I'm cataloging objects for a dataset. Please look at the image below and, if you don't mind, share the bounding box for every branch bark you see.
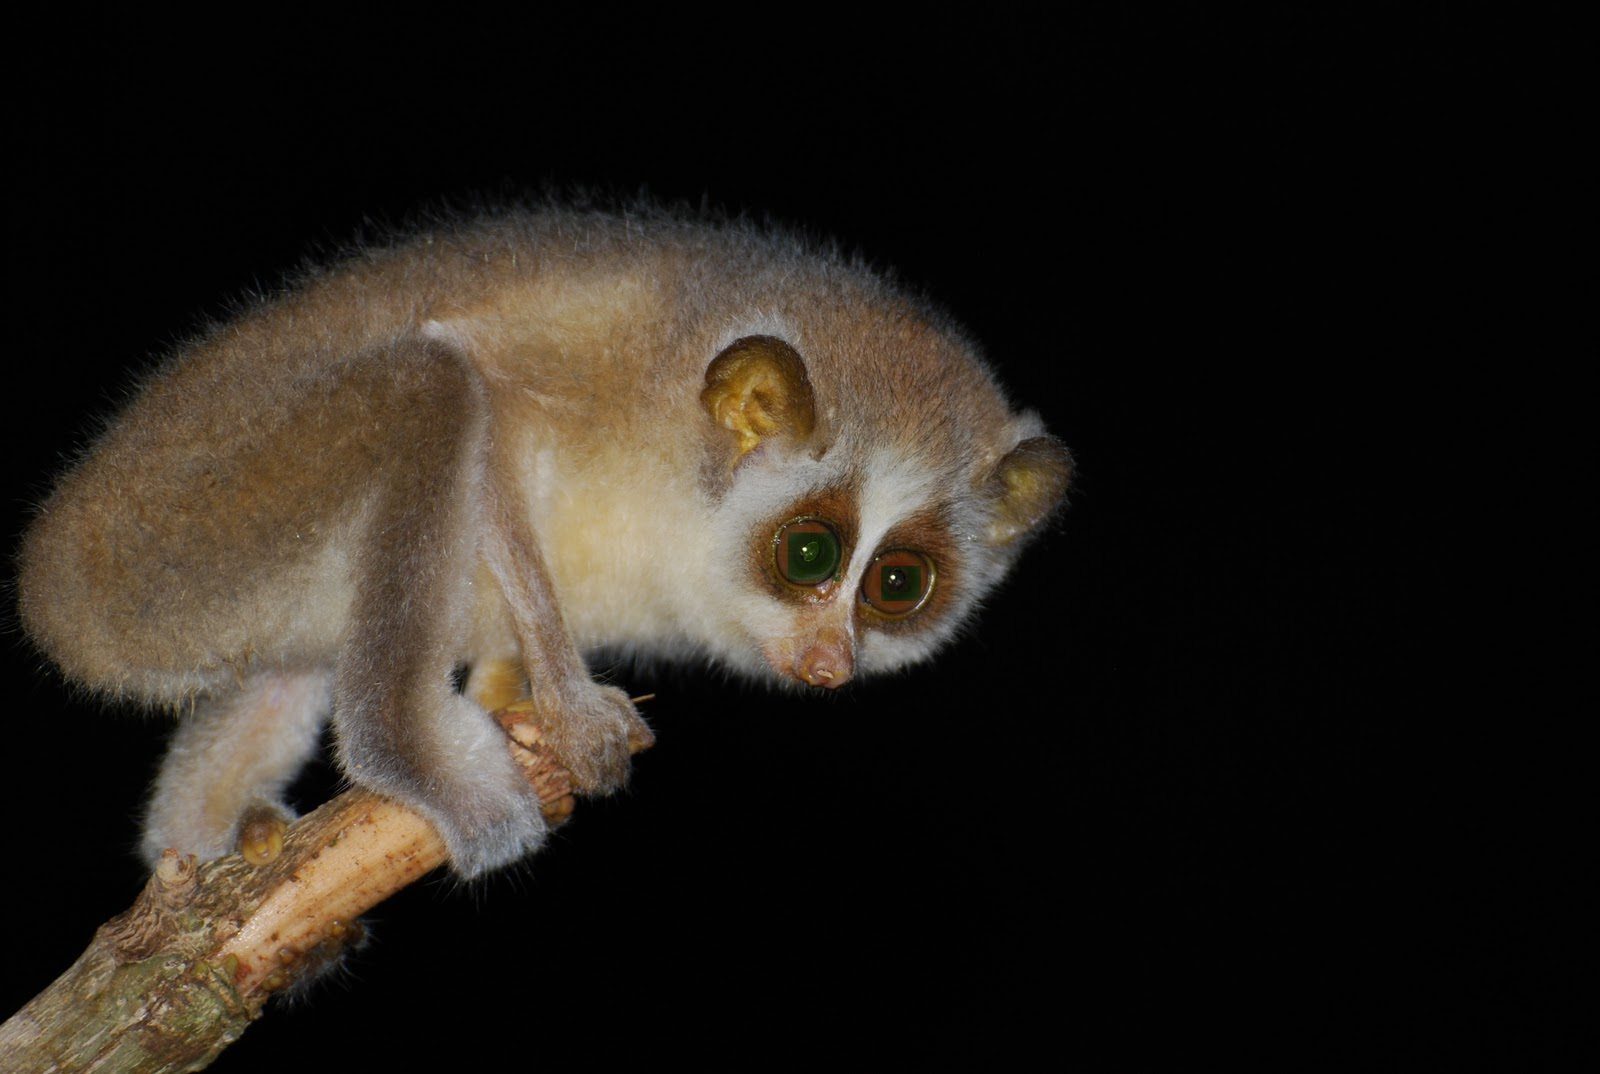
[0,699,637,1073]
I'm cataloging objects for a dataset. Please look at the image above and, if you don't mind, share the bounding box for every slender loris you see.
[16,207,1070,878]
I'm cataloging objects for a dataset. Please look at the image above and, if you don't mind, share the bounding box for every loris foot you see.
[264,918,370,999]
[338,693,551,878]
[494,701,578,826]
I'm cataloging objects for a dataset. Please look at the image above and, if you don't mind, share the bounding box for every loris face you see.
[692,333,1071,689]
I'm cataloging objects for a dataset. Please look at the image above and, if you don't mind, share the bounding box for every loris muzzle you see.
[16,207,1071,878]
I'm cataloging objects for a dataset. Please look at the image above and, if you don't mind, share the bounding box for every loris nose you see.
[795,628,853,689]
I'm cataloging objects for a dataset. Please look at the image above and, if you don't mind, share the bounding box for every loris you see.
[16,207,1070,878]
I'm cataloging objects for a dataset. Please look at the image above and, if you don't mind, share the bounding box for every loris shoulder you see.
[16,206,1071,878]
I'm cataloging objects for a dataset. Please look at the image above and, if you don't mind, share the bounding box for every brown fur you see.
[16,206,1069,878]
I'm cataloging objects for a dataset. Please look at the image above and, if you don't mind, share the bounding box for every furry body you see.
[17,208,1070,876]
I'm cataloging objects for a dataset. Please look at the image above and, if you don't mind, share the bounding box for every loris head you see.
[690,309,1071,690]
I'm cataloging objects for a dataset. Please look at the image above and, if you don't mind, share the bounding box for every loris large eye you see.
[775,518,842,586]
[861,549,935,617]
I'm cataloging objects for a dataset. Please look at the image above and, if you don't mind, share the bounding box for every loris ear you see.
[984,435,1074,546]
[701,335,817,461]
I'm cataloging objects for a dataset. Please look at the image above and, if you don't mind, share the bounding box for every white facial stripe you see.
[843,448,942,590]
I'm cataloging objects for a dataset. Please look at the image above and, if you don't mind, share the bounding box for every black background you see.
[3,10,1506,1070]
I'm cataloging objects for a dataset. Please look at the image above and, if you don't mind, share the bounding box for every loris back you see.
[17,207,1071,877]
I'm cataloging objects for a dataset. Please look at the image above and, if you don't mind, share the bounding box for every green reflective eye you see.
[776,519,841,585]
[861,549,934,617]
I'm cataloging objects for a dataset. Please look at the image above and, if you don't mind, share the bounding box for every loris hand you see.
[530,683,655,794]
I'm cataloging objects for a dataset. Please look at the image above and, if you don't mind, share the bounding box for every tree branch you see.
[0,699,634,1073]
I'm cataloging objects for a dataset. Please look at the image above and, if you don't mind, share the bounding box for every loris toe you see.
[237,801,291,866]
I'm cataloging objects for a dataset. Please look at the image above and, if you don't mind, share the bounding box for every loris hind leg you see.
[142,671,331,868]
